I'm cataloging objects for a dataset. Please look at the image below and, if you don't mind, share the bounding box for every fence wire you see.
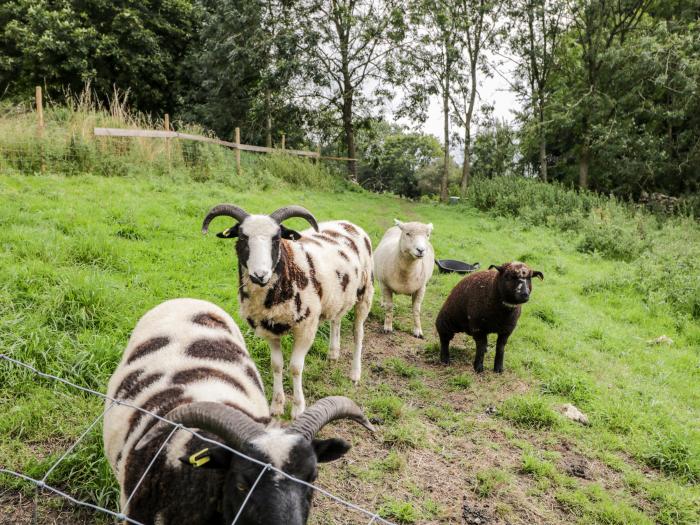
[0,354,394,525]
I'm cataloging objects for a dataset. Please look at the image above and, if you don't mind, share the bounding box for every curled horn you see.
[135,402,265,451]
[269,205,319,232]
[288,396,375,441]
[201,204,249,234]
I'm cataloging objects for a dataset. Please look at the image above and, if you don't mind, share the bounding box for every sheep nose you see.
[415,247,425,256]
[251,271,270,285]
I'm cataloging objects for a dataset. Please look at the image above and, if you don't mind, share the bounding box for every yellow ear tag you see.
[189,448,210,467]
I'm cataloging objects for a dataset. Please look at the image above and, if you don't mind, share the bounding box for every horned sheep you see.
[104,298,374,525]
[373,219,434,338]
[435,261,543,373]
[202,204,374,418]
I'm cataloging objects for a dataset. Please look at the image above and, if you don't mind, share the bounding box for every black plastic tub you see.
[435,260,480,274]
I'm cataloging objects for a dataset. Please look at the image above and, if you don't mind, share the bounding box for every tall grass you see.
[0,89,343,192]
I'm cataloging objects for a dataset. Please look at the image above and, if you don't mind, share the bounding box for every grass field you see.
[0,167,698,524]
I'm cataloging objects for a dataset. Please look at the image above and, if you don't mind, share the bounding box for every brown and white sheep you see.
[435,261,543,373]
[202,204,374,419]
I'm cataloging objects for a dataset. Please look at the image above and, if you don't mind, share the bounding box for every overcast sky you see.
[390,53,523,159]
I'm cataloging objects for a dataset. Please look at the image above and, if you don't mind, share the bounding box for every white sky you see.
[391,52,523,159]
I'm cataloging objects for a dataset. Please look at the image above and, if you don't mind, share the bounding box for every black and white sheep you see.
[435,262,543,373]
[373,219,434,338]
[202,204,374,418]
[104,298,374,525]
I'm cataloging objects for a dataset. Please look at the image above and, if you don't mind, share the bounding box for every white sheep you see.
[202,204,374,419]
[103,298,374,525]
[373,219,434,338]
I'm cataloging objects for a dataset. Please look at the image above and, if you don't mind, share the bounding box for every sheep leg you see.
[351,285,373,384]
[380,283,394,333]
[439,331,453,364]
[411,286,426,338]
[290,324,317,419]
[269,338,285,417]
[494,333,509,373]
[473,333,488,374]
[329,319,341,361]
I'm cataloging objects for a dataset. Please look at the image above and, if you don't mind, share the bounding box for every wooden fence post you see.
[35,86,44,134]
[234,127,241,175]
[315,145,321,164]
[36,86,45,173]
[281,133,285,151]
[163,113,171,162]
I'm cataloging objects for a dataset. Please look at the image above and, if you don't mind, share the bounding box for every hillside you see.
[0,167,698,524]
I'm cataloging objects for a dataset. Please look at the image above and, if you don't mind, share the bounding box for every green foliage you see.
[359,130,443,198]
[0,0,200,113]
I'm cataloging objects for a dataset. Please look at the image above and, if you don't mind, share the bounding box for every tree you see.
[0,0,200,114]
[183,0,304,143]
[508,0,566,182]
[299,0,404,180]
[359,127,443,197]
[451,0,504,193]
[567,0,652,188]
[399,0,462,202]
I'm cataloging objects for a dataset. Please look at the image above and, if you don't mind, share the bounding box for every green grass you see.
[1,134,699,523]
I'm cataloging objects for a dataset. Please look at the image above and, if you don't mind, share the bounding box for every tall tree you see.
[451,0,503,193]
[509,0,566,182]
[567,0,652,188]
[184,0,302,142]
[299,0,404,180]
[0,0,200,114]
[400,0,462,202]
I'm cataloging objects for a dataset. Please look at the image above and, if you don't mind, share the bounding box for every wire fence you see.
[0,353,395,525]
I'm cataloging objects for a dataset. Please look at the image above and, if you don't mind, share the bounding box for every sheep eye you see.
[405,232,411,237]
[236,483,248,492]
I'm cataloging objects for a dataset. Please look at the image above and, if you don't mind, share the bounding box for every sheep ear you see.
[532,271,544,280]
[394,219,404,230]
[489,264,505,274]
[427,223,433,235]
[216,224,239,239]
[312,437,351,463]
[281,225,302,240]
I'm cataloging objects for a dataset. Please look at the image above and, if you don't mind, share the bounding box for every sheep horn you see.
[288,396,375,441]
[201,204,249,234]
[269,205,319,232]
[135,402,265,451]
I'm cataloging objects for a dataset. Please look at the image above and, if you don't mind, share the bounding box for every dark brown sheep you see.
[435,261,543,373]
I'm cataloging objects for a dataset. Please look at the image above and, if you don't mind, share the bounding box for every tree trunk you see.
[460,63,477,193]
[539,139,547,182]
[440,80,450,202]
[265,89,272,149]
[579,138,590,188]
[461,128,471,193]
[342,96,357,181]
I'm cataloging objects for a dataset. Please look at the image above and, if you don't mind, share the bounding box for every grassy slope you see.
[0,172,698,524]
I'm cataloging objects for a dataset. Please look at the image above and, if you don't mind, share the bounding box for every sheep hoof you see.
[494,366,504,374]
[412,330,424,339]
[474,364,484,374]
[382,327,393,334]
[291,403,305,420]
[329,351,340,361]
